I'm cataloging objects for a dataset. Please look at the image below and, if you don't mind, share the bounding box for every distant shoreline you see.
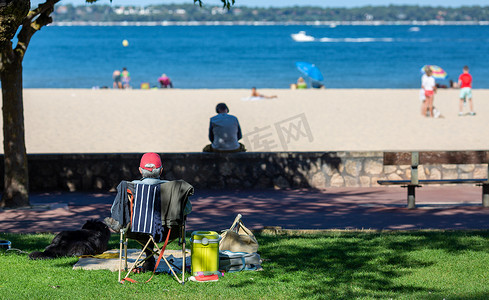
[50,20,489,26]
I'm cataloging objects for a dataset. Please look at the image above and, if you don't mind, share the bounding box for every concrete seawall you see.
[0,151,487,192]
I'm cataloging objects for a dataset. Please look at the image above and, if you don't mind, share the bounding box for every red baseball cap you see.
[139,152,162,171]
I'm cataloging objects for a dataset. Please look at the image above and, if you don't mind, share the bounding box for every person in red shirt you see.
[458,66,475,116]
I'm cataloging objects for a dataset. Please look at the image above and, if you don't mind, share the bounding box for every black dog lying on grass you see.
[29,219,110,260]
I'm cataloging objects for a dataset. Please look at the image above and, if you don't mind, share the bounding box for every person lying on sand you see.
[251,87,277,99]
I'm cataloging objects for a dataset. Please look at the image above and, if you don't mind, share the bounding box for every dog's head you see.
[82,219,110,233]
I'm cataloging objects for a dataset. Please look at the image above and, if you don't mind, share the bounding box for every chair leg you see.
[162,253,182,283]
[118,230,124,282]
[149,232,183,284]
[123,237,153,280]
[154,239,183,283]
[119,228,188,284]
[124,237,128,271]
[181,230,186,284]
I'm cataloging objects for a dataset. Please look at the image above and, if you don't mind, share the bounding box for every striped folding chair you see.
[112,180,193,284]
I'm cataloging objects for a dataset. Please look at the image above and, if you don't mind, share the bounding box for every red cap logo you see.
[139,152,162,171]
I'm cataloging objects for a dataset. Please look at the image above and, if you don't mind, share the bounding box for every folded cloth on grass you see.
[219,250,262,272]
[73,249,190,272]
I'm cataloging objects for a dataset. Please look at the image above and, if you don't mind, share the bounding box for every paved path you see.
[1,186,489,233]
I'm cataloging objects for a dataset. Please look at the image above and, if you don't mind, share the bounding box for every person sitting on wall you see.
[203,103,246,153]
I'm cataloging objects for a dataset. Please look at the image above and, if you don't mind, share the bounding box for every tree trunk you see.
[0,57,29,208]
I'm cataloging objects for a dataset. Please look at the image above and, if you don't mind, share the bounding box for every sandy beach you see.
[3,88,487,154]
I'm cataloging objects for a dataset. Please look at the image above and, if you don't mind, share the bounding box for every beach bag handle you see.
[219,214,258,253]
[229,214,254,235]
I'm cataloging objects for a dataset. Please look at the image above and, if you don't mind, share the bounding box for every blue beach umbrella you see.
[295,62,324,81]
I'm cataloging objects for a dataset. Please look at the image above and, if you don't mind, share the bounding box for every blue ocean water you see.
[21,25,489,89]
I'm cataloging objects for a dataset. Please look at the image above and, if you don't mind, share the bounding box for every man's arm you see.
[208,121,214,142]
[237,122,242,140]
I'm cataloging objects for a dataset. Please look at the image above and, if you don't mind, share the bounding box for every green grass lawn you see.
[2,230,489,299]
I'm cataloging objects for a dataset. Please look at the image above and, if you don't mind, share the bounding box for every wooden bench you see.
[377,151,489,209]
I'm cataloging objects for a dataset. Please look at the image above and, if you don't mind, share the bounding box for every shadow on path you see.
[1,186,488,233]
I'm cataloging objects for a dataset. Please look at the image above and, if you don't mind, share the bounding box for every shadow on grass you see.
[1,233,53,253]
[4,231,489,298]
[1,233,148,253]
[251,231,489,298]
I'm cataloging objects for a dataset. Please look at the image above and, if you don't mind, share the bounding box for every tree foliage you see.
[48,4,489,23]
[195,0,235,9]
[0,0,235,208]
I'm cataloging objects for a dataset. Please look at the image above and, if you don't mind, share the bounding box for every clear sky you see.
[31,0,489,7]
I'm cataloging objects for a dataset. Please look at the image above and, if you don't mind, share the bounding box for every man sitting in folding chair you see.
[105,152,193,283]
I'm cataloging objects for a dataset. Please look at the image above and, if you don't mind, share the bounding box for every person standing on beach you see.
[121,67,131,89]
[203,103,246,153]
[458,66,475,116]
[421,68,436,117]
[112,70,122,89]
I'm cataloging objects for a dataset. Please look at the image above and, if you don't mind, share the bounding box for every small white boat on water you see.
[291,31,315,42]
[409,26,420,32]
